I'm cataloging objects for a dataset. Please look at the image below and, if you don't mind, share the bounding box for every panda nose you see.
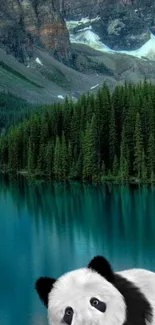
[62,318,73,325]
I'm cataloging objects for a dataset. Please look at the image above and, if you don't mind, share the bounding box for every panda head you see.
[35,256,126,325]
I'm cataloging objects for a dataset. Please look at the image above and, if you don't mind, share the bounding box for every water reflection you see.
[0,175,155,324]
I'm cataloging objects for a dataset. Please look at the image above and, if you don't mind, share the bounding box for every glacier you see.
[66,18,111,53]
[66,17,155,61]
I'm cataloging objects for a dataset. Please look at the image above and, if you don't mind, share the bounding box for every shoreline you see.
[0,168,155,186]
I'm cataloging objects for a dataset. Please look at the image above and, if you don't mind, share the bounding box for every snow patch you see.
[91,84,99,90]
[78,26,92,32]
[118,33,155,60]
[35,57,43,65]
[66,16,100,30]
[57,95,64,99]
[69,28,111,53]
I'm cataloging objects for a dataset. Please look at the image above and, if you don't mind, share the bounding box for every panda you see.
[35,255,155,325]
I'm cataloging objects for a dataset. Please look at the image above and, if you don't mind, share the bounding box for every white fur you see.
[48,268,126,325]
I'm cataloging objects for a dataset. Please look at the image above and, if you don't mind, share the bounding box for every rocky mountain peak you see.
[0,0,70,64]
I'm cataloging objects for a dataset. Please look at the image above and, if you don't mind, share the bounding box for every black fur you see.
[88,256,115,283]
[114,274,153,325]
[35,277,56,307]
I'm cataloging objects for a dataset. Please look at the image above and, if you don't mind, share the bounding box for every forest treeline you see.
[0,93,34,132]
[0,81,155,183]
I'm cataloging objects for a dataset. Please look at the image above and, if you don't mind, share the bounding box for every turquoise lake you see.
[0,175,155,325]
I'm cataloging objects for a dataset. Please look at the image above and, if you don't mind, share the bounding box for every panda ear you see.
[35,277,56,307]
[88,256,115,283]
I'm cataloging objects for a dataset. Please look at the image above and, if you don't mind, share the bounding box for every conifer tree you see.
[112,155,119,177]
[87,93,94,123]
[141,149,147,183]
[83,114,98,181]
[147,132,155,182]
[119,125,129,182]
[70,108,80,162]
[134,113,143,179]
[109,105,116,170]
[28,114,41,172]
[67,141,72,177]
[98,84,111,166]
[61,132,68,180]
[80,94,87,131]
[124,93,136,173]
[53,136,62,180]
[45,141,54,179]
[37,118,49,174]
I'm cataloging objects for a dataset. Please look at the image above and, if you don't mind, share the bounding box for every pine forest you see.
[0,80,155,184]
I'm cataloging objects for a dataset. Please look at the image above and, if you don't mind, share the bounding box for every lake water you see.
[0,176,155,325]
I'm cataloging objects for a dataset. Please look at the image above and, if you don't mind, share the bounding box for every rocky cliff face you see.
[64,0,155,51]
[0,0,70,64]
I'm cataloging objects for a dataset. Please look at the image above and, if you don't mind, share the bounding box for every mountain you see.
[1,0,155,104]
[65,0,155,51]
[2,0,155,65]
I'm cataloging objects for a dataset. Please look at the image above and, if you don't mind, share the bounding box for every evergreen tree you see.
[134,113,143,179]
[8,126,22,171]
[28,114,41,173]
[112,155,119,177]
[37,118,49,174]
[109,105,116,170]
[141,149,147,184]
[83,115,98,181]
[124,93,136,174]
[61,132,68,180]
[45,141,54,179]
[53,136,62,180]
[147,132,155,182]
[98,84,111,167]
[119,125,129,182]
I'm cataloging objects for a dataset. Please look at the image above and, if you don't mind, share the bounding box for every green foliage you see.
[0,92,39,133]
[134,112,143,179]
[118,126,129,182]
[0,61,43,88]
[83,115,98,181]
[1,80,155,183]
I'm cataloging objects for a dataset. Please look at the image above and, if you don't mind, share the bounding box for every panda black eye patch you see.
[90,297,106,313]
[62,306,74,325]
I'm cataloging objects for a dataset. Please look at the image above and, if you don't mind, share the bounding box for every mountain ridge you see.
[1,0,155,103]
